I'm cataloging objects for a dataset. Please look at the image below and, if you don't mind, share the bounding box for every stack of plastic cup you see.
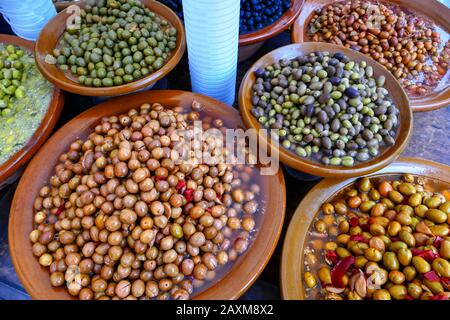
[0,0,57,41]
[182,0,240,105]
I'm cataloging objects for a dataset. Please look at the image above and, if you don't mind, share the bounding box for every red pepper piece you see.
[411,249,439,263]
[349,217,359,227]
[55,204,65,216]
[183,188,194,203]
[423,271,441,282]
[360,224,370,232]
[175,180,186,191]
[433,236,444,249]
[430,294,449,301]
[404,295,415,300]
[331,255,355,288]
[349,235,369,244]
[325,250,339,265]
[441,277,450,286]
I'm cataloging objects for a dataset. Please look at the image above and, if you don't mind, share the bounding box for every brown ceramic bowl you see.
[238,0,304,61]
[239,42,412,178]
[35,0,186,96]
[281,157,450,299]
[291,0,450,112]
[0,34,64,188]
[9,90,286,300]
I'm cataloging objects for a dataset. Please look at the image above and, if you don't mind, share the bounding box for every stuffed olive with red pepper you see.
[303,174,450,300]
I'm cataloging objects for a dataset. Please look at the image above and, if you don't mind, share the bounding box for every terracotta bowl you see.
[0,34,64,188]
[281,157,450,299]
[35,0,186,96]
[9,90,286,300]
[239,42,412,178]
[291,0,450,112]
[238,0,304,62]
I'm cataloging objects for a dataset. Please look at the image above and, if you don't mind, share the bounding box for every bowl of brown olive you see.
[292,0,450,112]
[281,157,450,300]
[9,90,286,300]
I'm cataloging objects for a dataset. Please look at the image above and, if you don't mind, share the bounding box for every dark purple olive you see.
[305,104,315,117]
[329,76,341,85]
[254,68,265,78]
[333,52,345,61]
[344,87,359,98]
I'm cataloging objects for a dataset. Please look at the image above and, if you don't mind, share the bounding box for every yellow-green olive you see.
[304,272,317,288]
[403,266,417,281]
[397,248,412,266]
[408,193,423,207]
[423,279,444,294]
[398,230,416,247]
[365,248,382,262]
[439,201,450,214]
[369,189,381,201]
[440,239,450,259]
[354,256,368,269]
[318,267,332,285]
[412,256,431,274]
[389,285,407,300]
[381,198,395,209]
[387,221,402,237]
[407,282,422,299]
[395,212,412,226]
[336,234,350,245]
[425,209,447,224]
[389,190,404,204]
[383,252,399,271]
[389,241,408,253]
[359,177,372,192]
[432,258,450,278]
[360,200,376,212]
[429,225,449,237]
[315,220,327,233]
[372,289,391,300]
[424,196,442,209]
[336,247,351,259]
[388,270,405,284]
[398,183,416,196]
[414,205,428,218]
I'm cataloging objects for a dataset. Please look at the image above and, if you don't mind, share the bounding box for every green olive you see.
[372,289,391,300]
[398,183,416,196]
[414,205,428,217]
[358,177,371,192]
[389,190,404,204]
[412,256,431,274]
[398,230,416,247]
[383,252,399,271]
[407,283,422,299]
[360,200,376,212]
[429,225,449,237]
[336,247,352,259]
[388,270,405,284]
[365,248,382,262]
[389,241,408,253]
[439,201,450,215]
[304,272,317,288]
[423,279,444,294]
[389,285,407,300]
[403,266,417,281]
[318,267,332,285]
[424,196,442,209]
[408,193,423,207]
[397,248,412,266]
[432,257,450,278]
[440,239,450,259]
[425,209,448,223]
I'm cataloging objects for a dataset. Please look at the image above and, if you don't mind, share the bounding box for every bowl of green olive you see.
[281,157,450,300]
[35,0,186,96]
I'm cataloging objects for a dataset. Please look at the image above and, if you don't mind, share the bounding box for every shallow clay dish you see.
[0,34,64,188]
[281,157,450,299]
[238,0,304,61]
[291,0,450,112]
[239,42,412,178]
[9,90,286,300]
[35,0,186,96]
